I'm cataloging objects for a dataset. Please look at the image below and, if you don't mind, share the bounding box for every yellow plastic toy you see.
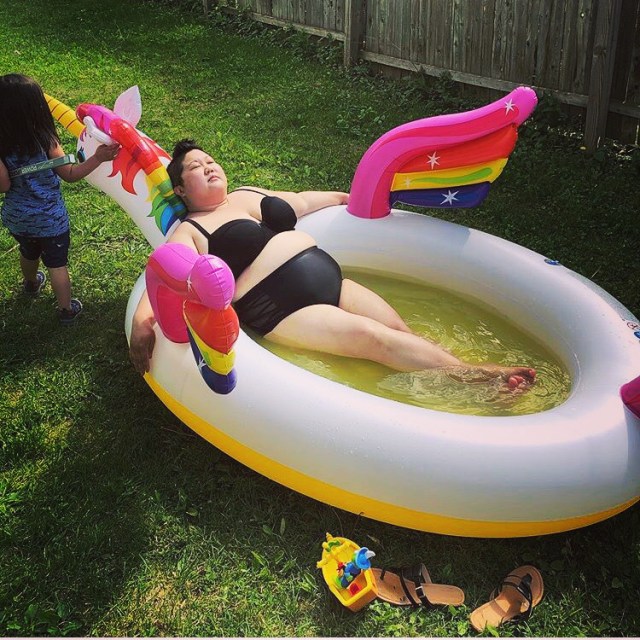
[316,533,378,612]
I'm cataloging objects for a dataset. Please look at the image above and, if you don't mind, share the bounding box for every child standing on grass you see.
[0,73,119,325]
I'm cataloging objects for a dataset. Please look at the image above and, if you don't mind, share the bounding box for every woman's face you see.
[175,149,228,209]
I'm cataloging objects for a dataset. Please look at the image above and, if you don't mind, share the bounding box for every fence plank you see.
[260,0,273,17]
[389,0,405,61]
[611,0,640,102]
[322,0,334,31]
[408,0,423,62]
[606,0,639,142]
[335,0,345,32]
[462,0,482,76]
[491,0,508,79]
[364,0,379,54]
[574,0,595,92]
[480,0,496,79]
[451,0,463,72]
[559,0,579,90]
[418,0,433,66]
[344,0,365,66]
[548,0,568,88]
[533,0,551,84]
[378,0,391,56]
[585,0,624,151]
[429,0,453,71]
[508,0,533,82]
[292,0,301,24]
[270,0,284,20]
[307,0,321,28]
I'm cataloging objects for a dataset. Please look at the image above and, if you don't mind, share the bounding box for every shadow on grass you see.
[3,285,640,635]
[0,292,380,634]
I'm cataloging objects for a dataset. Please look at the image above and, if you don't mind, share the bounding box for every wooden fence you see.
[204,0,639,149]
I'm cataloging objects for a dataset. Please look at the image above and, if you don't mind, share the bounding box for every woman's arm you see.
[288,191,349,218]
[235,187,349,219]
[129,225,201,375]
[129,289,156,375]
[50,142,120,183]
[0,157,10,193]
[166,221,201,251]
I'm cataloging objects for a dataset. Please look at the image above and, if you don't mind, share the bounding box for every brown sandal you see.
[469,565,544,632]
[371,564,465,606]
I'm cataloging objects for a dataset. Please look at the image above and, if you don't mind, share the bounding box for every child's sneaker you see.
[23,270,46,296]
[58,299,83,325]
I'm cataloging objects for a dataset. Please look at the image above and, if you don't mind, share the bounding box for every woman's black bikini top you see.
[182,188,297,279]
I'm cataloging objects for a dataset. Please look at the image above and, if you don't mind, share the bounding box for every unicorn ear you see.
[113,85,142,126]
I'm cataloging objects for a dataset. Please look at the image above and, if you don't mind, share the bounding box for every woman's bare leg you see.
[337,279,535,387]
[267,282,535,387]
[269,304,464,371]
[339,279,412,332]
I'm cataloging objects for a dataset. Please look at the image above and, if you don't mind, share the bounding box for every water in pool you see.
[253,269,571,416]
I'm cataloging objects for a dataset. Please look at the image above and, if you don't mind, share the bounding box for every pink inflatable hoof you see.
[146,243,199,297]
[190,255,235,310]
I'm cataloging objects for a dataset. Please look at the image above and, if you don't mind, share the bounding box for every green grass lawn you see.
[1,0,640,636]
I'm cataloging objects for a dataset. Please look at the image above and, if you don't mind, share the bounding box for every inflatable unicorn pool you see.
[48,86,640,538]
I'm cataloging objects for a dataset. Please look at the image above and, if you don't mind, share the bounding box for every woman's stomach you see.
[234,230,316,299]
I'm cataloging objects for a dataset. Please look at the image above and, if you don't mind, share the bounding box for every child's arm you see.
[49,142,119,183]
[0,157,10,193]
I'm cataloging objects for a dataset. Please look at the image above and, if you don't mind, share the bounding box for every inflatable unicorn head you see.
[46,86,185,248]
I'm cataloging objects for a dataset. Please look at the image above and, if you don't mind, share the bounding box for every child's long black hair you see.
[0,74,59,159]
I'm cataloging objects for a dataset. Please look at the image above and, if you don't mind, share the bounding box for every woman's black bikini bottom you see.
[234,246,343,336]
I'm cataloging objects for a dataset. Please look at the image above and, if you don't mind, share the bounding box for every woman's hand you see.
[129,290,156,375]
[129,316,156,375]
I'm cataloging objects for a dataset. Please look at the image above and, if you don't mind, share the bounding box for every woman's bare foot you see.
[445,365,536,390]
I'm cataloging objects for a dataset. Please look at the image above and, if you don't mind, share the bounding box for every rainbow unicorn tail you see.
[347,86,538,219]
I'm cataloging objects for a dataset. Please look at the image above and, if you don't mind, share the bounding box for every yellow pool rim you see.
[145,374,639,538]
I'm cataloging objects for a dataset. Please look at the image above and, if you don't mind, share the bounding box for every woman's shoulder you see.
[173,218,200,239]
[230,186,272,198]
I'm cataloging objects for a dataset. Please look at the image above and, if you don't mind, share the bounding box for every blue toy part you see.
[353,547,375,570]
[336,547,376,588]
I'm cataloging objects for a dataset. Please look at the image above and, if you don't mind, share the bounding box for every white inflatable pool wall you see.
[126,206,640,537]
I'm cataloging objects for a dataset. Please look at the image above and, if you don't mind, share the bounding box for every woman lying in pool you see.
[129,139,536,390]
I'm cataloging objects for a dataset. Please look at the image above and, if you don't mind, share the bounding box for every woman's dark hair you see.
[0,74,59,158]
[167,138,204,187]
